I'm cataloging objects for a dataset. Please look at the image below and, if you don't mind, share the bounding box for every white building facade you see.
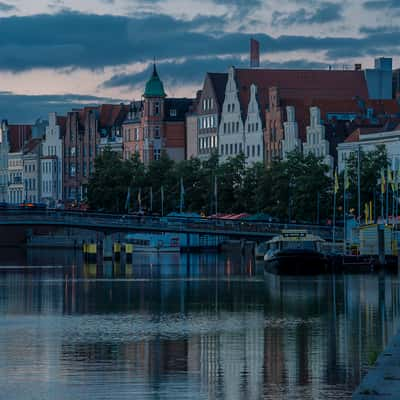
[243,84,263,163]
[40,112,63,204]
[0,121,9,202]
[219,67,264,163]
[338,130,400,173]
[23,140,41,203]
[303,107,334,175]
[219,67,244,162]
[8,151,23,204]
[282,106,301,159]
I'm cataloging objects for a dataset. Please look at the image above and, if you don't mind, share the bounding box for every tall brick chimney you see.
[250,38,260,68]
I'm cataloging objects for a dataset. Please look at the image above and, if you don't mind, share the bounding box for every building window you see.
[239,143,242,153]
[234,143,237,154]
[232,104,235,112]
[236,122,239,132]
[257,144,261,157]
[170,109,177,117]
[230,144,233,154]
[228,104,231,112]
[154,102,160,115]
[247,145,250,157]
[70,164,76,177]
[154,149,161,160]
[154,126,160,138]
[223,123,226,134]
[221,145,224,155]
[135,128,139,141]
[252,145,255,157]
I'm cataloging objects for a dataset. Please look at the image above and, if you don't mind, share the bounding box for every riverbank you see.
[353,329,400,399]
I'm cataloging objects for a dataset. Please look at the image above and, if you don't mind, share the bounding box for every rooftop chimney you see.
[250,38,260,68]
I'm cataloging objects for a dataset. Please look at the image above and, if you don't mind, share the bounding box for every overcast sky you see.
[0,0,399,122]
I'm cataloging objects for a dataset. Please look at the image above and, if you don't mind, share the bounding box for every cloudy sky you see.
[0,0,398,122]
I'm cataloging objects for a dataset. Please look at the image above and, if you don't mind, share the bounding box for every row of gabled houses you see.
[1,40,400,206]
[187,56,400,176]
[0,65,195,205]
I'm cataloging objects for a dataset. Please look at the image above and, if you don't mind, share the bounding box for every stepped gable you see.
[235,68,369,122]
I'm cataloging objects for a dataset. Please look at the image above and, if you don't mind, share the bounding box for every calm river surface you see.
[0,248,400,400]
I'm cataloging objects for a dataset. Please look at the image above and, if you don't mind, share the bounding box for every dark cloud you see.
[0,2,16,12]
[272,2,343,27]
[103,57,330,89]
[0,92,126,123]
[363,0,400,9]
[0,11,397,73]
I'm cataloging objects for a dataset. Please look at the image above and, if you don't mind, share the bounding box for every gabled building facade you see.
[282,106,301,159]
[303,107,334,174]
[40,112,65,205]
[194,73,227,160]
[123,65,193,164]
[23,138,42,203]
[0,121,9,202]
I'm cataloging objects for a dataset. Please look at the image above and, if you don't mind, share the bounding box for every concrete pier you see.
[103,236,113,261]
[353,330,400,399]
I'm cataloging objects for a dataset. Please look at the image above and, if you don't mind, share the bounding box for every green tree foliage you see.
[257,151,332,222]
[343,145,389,215]
[87,147,133,213]
[87,149,333,222]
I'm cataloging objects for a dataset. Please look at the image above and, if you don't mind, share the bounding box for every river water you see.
[0,248,399,400]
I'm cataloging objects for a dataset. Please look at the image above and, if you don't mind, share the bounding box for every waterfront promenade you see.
[353,329,400,399]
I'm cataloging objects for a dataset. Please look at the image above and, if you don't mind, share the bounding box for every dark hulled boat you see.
[264,230,328,275]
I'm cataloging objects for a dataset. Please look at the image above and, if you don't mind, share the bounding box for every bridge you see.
[0,209,339,241]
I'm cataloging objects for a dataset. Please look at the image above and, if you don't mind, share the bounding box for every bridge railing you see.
[0,209,340,239]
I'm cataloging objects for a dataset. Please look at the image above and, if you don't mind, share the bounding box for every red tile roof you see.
[235,68,369,121]
[98,104,129,128]
[8,124,32,153]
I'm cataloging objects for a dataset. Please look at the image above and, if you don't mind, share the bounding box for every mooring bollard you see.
[125,243,133,263]
[114,241,121,261]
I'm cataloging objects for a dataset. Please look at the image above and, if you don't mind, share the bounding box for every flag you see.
[334,169,339,194]
[388,166,395,192]
[179,177,185,212]
[344,166,350,191]
[150,187,153,212]
[125,187,131,211]
[369,201,373,224]
[381,168,386,194]
[137,188,142,210]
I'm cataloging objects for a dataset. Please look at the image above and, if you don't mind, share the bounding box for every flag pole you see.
[343,166,347,254]
[333,168,338,246]
[150,187,153,213]
[179,177,184,214]
[161,185,164,217]
[214,175,218,215]
[386,167,389,223]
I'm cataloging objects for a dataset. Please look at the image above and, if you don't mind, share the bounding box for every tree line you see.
[87,146,389,223]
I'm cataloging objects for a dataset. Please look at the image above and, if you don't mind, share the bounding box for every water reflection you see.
[0,249,399,400]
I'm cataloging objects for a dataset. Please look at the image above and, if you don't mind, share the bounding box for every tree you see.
[87,147,133,213]
[344,145,389,219]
